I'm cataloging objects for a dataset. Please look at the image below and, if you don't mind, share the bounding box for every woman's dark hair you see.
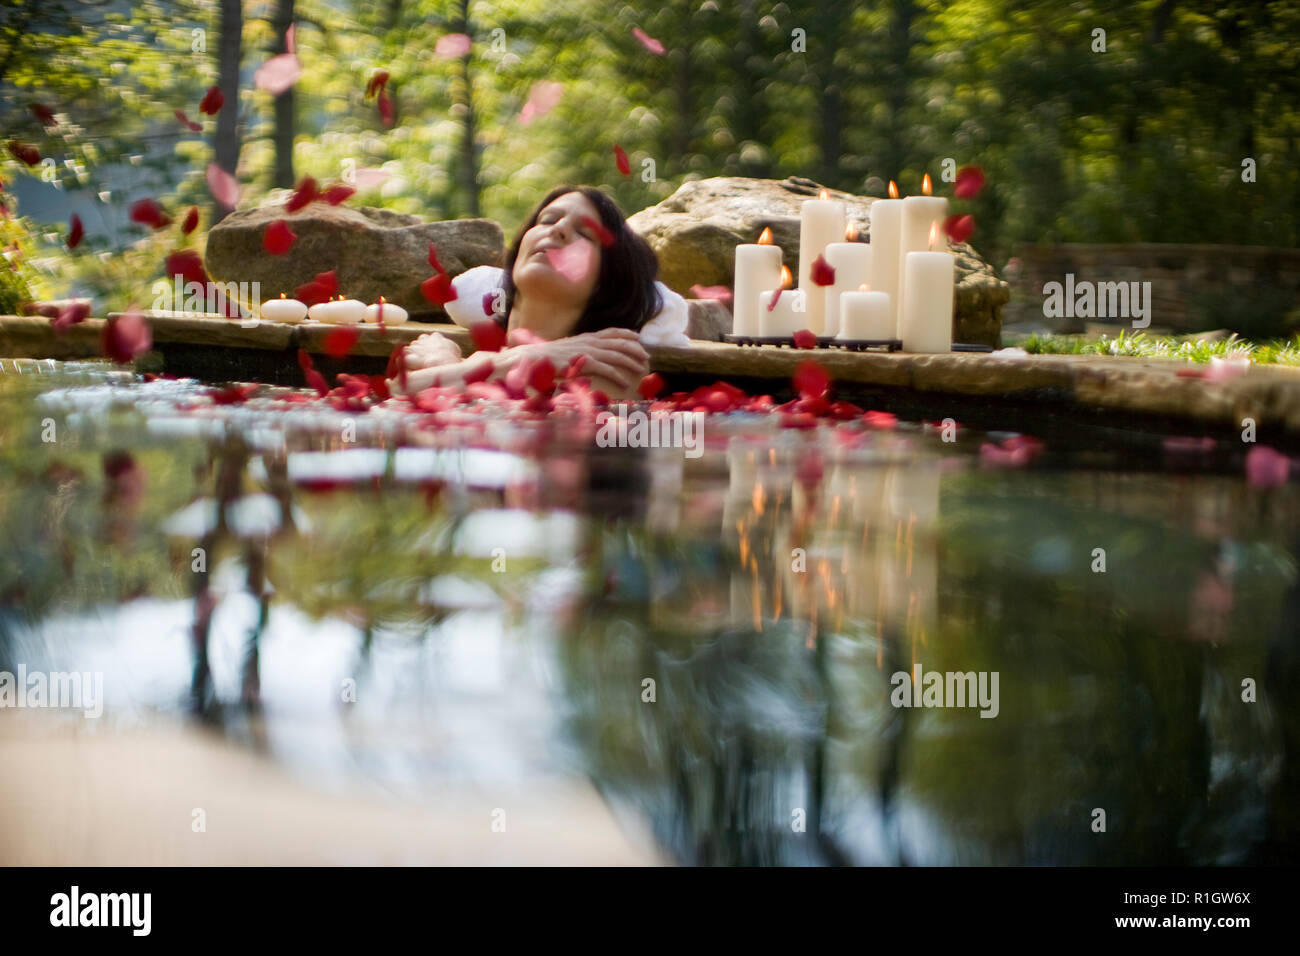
[499,185,662,335]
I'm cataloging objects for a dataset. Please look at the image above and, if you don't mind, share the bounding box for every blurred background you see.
[3,1,1299,329]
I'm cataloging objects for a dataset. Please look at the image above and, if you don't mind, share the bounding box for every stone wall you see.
[1004,243,1300,336]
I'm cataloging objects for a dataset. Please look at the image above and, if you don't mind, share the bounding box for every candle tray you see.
[951,343,995,353]
[724,335,901,351]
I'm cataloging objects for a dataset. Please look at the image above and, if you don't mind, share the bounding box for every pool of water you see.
[1,358,1298,865]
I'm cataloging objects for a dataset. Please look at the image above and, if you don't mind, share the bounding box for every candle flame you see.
[279,292,285,299]
[845,222,858,241]
[859,283,870,291]
[780,265,793,289]
[888,180,899,199]
[928,221,939,250]
[819,188,830,201]
[757,227,774,245]
[922,173,932,196]
[379,295,385,304]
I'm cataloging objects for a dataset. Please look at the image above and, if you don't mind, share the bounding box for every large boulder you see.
[628,176,1009,345]
[205,192,504,318]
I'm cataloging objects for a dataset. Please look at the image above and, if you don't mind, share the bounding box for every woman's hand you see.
[404,331,463,370]
[513,328,649,392]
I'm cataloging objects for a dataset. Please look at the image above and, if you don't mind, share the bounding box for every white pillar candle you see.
[308,297,366,324]
[259,293,308,324]
[901,250,954,353]
[732,240,782,337]
[837,290,892,341]
[898,191,949,324]
[758,288,807,338]
[867,195,904,337]
[797,193,845,335]
[822,242,872,337]
[364,297,408,324]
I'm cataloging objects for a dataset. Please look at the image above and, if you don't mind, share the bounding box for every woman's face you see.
[512,191,604,311]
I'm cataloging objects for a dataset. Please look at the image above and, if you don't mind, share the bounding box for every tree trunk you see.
[271,0,295,189]
[881,0,916,186]
[732,0,769,177]
[211,0,243,226]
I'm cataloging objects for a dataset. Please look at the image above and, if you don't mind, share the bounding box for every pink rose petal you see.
[206,163,240,208]
[632,27,665,55]
[545,242,594,283]
[1245,445,1290,488]
[254,53,303,96]
[435,33,471,58]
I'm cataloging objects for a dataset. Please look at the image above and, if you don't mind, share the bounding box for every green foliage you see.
[1016,330,1300,366]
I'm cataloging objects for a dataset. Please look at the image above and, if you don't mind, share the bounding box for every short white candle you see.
[364,297,408,324]
[308,297,366,324]
[898,182,948,323]
[732,239,782,337]
[900,249,954,353]
[867,193,904,337]
[758,288,807,339]
[797,193,846,335]
[822,241,872,338]
[837,289,892,341]
[259,293,308,324]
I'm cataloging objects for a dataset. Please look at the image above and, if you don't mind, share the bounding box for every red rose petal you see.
[421,272,458,305]
[944,214,975,244]
[528,359,557,395]
[954,165,986,200]
[365,70,390,99]
[322,183,355,205]
[198,85,224,115]
[129,198,171,230]
[793,360,830,399]
[262,219,297,255]
[426,242,446,275]
[30,103,56,126]
[378,90,394,127]
[637,372,665,399]
[469,320,507,352]
[174,109,203,132]
[323,326,360,359]
[614,144,630,176]
[165,249,208,286]
[101,308,151,364]
[792,329,818,349]
[285,175,319,213]
[810,253,835,286]
[7,141,40,167]
[67,214,84,250]
[580,215,616,247]
[767,288,782,311]
[293,270,337,305]
[51,302,90,333]
[181,206,199,235]
[863,410,898,429]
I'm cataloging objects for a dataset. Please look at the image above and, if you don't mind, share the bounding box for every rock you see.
[686,300,732,341]
[628,176,1010,346]
[205,191,503,319]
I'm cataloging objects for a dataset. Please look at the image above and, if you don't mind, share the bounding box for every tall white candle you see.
[901,248,954,353]
[758,288,807,338]
[838,289,892,341]
[797,192,846,335]
[822,241,872,338]
[867,190,904,337]
[898,179,948,325]
[732,234,782,337]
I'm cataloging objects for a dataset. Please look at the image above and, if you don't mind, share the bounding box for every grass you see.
[1013,331,1300,367]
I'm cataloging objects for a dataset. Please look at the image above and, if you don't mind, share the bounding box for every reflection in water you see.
[0,361,1297,865]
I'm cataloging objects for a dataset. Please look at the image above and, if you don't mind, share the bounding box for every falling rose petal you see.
[637,372,665,400]
[22,302,61,319]
[296,349,330,396]
[1205,355,1250,383]
[323,326,360,359]
[129,198,171,229]
[30,103,57,126]
[378,90,394,127]
[254,53,302,96]
[206,163,240,208]
[944,214,975,244]
[579,215,616,248]
[469,320,507,352]
[810,254,836,286]
[792,329,818,350]
[793,360,830,399]
[67,214,84,250]
[293,270,337,305]
[632,27,665,55]
[322,183,355,205]
[263,219,297,255]
[421,272,458,305]
[208,383,260,405]
[285,175,319,213]
[101,308,152,364]
[1246,446,1290,488]
[181,206,199,235]
[285,24,296,54]
[954,165,986,200]
[461,355,494,384]
[365,70,390,99]
[781,413,819,430]
[199,85,224,115]
[528,359,557,395]
[352,167,391,191]
[690,284,732,305]
[174,109,203,132]
[51,302,91,333]
[517,81,563,125]
[426,242,446,274]
[7,140,41,167]
[545,242,594,283]
[385,343,408,391]
[614,144,631,176]
[863,410,898,430]
[165,249,208,286]
[435,33,472,58]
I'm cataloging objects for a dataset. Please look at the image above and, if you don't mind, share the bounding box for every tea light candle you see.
[259,293,308,324]
[364,296,408,324]
[900,228,954,353]
[758,288,807,338]
[898,174,948,323]
[308,296,366,324]
[732,229,782,337]
[867,184,904,337]
[797,189,846,335]
[838,287,892,341]
[822,236,871,338]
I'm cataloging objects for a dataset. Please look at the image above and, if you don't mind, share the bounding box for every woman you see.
[391,185,690,397]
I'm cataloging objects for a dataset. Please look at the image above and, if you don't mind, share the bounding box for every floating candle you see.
[867,181,904,337]
[732,227,782,338]
[364,296,408,324]
[307,295,366,324]
[838,284,892,341]
[259,292,308,324]
[900,223,954,353]
[797,188,846,335]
